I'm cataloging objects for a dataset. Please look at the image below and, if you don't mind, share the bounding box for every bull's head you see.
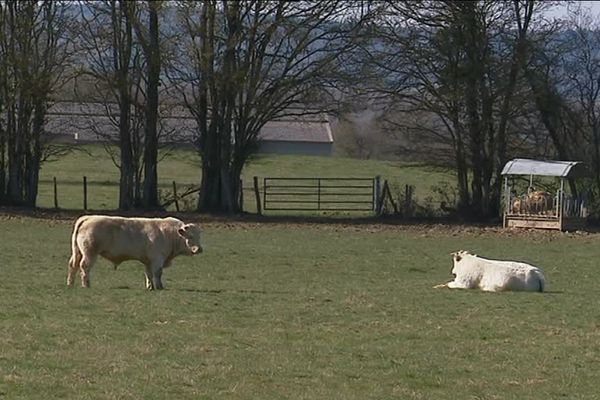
[178,223,203,255]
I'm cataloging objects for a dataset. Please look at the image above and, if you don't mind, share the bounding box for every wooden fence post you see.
[404,184,413,217]
[83,176,87,211]
[172,181,180,212]
[253,176,262,216]
[53,177,58,209]
[317,178,321,210]
[374,175,382,215]
[383,180,398,214]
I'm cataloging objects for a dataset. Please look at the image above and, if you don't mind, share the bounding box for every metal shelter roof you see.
[501,158,587,178]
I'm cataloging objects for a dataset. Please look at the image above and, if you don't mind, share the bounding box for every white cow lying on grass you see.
[67,215,203,290]
[434,250,545,292]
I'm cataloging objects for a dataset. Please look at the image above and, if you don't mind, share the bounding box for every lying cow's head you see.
[450,250,472,275]
[451,250,468,263]
[178,223,203,255]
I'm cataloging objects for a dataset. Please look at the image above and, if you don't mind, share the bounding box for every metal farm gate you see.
[262,177,377,212]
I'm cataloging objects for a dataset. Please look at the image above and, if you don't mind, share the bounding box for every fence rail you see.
[262,177,377,211]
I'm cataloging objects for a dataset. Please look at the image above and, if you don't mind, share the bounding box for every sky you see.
[545,1,600,20]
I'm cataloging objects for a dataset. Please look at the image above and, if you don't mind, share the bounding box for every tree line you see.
[1,1,599,219]
[355,1,600,218]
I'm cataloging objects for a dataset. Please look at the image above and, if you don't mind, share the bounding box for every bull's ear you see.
[178,227,187,237]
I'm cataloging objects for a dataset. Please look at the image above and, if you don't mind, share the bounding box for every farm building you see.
[255,118,333,156]
[501,158,589,231]
[45,101,333,156]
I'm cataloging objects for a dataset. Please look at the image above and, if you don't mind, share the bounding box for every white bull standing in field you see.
[434,250,545,292]
[68,215,203,290]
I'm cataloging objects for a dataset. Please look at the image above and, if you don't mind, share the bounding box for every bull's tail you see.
[67,216,88,286]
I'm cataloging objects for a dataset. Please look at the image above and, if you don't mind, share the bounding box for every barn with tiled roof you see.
[46,102,333,156]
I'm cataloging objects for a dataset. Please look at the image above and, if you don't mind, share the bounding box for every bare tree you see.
[133,0,162,210]
[0,3,6,204]
[358,0,551,218]
[169,0,363,213]
[77,0,140,210]
[533,6,600,197]
[565,13,600,192]
[76,0,174,210]
[0,1,71,206]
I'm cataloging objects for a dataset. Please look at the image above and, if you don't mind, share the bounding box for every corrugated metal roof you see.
[501,158,587,178]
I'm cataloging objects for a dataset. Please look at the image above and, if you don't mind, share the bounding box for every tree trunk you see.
[0,1,65,208]
[198,163,221,212]
[197,164,241,213]
[0,96,4,203]
[115,0,135,210]
[0,125,5,203]
[466,82,483,217]
[24,100,45,207]
[118,98,134,210]
[493,2,533,212]
[451,116,470,213]
[25,152,40,207]
[526,69,579,196]
[592,123,600,193]
[142,0,160,210]
[6,104,24,205]
[481,75,497,217]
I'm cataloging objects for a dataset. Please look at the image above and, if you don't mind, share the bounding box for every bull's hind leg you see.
[79,253,97,288]
[67,251,81,287]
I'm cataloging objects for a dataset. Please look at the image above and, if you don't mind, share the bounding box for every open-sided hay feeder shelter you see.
[501,158,589,231]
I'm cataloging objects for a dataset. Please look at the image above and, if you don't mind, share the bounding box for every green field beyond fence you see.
[37,145,455,215]
[1,216,600,399]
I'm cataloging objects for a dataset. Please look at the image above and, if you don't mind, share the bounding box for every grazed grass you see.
[38,146,202,211]
[37,145,454,213]
[1,216,600,399]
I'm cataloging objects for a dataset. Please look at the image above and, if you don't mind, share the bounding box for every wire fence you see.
[39,175,423,216]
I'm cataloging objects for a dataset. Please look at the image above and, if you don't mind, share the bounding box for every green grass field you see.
[1,215,600,399]
[37,145,455,214]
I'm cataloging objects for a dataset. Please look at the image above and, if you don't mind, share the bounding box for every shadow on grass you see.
[175,288,289,295]
[109,286,289,295]
[177,288,224,294]
[111,286,225,293]
[408,267,430,273]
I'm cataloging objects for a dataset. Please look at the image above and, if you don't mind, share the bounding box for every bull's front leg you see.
[145,258,165,290]
[144,265,154,290]
[152,267,164,290]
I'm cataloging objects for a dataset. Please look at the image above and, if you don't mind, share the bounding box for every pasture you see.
[2,215,600,399]
[36,145,455,213]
